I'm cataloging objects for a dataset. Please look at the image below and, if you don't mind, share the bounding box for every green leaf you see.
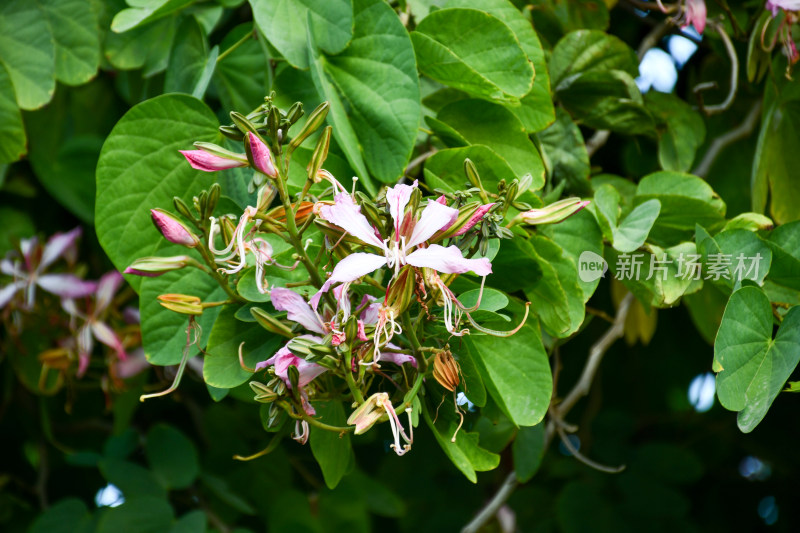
[112,0,195,33]
[0,0,55,110]
[635,171,726,246]
[421,397,500,483]
[723,213,774,232]
[140,262,226,365]
[165,17,208,94]
[424,145,516,193]
[513,423,545,483]
[96,496,175,533]
[171,511,207,533]
[646,92,706,172]
[529,235,584,337]
[411,8,535,102]
[30,498,92,533]
[714,286,800,432]
[213,24,268,113]
[549,30,639,90]
[537,108,591,194]
[764,220,800,291]
[95,94,220,291]
[204,304,282,389]
[39,0,100,86]
[715,229,773,289]
[612,199,661,253]
[452,344,486,407]
[98,459,168,500]
[145,424,199,490]
[0,62,26,163]
[322,0,421,183]
[445,0,554,131]
[310,401,354,489]
[250,0,353,69]
[436,99,545,189]
[557,70,655,135]
[489,237,543,293]
[465,323,552,426]
[540,209,604,302]
[104,16,178,74]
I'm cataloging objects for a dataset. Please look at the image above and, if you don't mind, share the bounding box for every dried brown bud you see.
[433,350,461,392]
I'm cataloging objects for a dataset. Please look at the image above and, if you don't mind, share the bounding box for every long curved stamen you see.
[380,396,412,456]
[466,301,532,337]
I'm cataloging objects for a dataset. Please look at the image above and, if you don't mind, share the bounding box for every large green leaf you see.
[436,99,545,188]
[541,209,604,302]
[411,8,535,103]
[445,0,554,131]
[634,171,726,246]
[323,0,421,184]
[0,0,55,110]
[612,199,661,253]
[424,145,516,193]
[29,499,92,533]
[95,496,174,533]
[764,220,800,291]
[530,235,584,337]
[537,108,590,194]
[513,423,545,483]
[104,15,178,75]
[645,92,706,173]
[421,398,500,483]
[95,94,220,291]
[145,424,200,490]
[549,29,638,90]
[165,17,208,94]
[310,401,354,489]
[213,24,268,113]
[0,62,26,163]
[714,286,800,433]
[111,0,195,33]
[465,323,552,426]
[250,0,353,69]
[39,0,100,86]
[204,304,282,389]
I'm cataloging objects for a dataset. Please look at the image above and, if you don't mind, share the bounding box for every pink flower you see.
[245,132,278,178]
[150,209,199,247]
[179,150,247,172]
[684,0,706,34]
[0,228,96,310]
[311,181,492,306]
[767,0,800,15]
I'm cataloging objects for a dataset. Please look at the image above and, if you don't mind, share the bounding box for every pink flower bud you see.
[454,203,495,236]
[150,209,199,247]
[123,255,198,277]
[520,198,590,226]
[245,132,278,178]
[180,150,247,172]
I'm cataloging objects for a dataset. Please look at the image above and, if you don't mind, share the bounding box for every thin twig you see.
[405,149,437,177]
[461,293,635,532]
[697,21,739,115]
[586,130,610,158]
[692,101,762,177]
[556,425,626,474]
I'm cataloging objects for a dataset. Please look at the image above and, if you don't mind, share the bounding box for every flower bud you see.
[251,307,295,338]
[290,101,330,150]
[306,126,332,181]
[157,293,203,315]
[384,266,415,316]
[219,125,245,141]
[39,347,72,370]
[347,392,388,434]
[464,158,483,190]
[520,198,590,225]
[433,350,461,391]
[245,132,278,178]
[250,381,278,403]
[230,111,262,137]
[179,149,247,172]
[123,255,200,277]
[286,101,304,125]
[151,208,200,248]
[434,202,494,240]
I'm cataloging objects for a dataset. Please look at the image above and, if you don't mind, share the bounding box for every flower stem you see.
[217,28,255,64]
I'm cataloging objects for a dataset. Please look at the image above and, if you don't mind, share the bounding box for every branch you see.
[461,293,635,532]
[692,101,762,177]
[637,19,674,60]
[556,425,626,474]
[696,21,739,116]
[586,130,610,158]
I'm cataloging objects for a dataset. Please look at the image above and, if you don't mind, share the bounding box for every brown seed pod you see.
[433,350,461,392]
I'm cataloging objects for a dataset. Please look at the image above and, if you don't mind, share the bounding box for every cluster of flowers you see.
[0,228,146,393]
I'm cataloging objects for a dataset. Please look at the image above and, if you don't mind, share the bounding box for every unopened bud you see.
[39,348,72,370]
[290,101,330,150]
[207,183,221,216]
[150,208,200,247]
[435,202,495,240]
[306,126,332,181]
[124,255,200,277]
[251,307,295,338]
[464,158,483,190]
[347,392,388,434]
[384,266,415,316]
[516,174,533,198]
[250,381,278,403]
[286,102,304,125]
[245,132,278,178]
[173,197,194,221]
[157,293,203,315]
[179,149,247,172]
[219,125,244,141]
[230,111,262,137]
[519,198,590,225]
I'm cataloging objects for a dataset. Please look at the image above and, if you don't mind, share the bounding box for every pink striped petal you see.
[270,287,326,334]
[453,203,495,236]
[91,321,127,360]
[319,193,385,249]
[406,244,492,276]
[41,227,81,270]
[407,200,459,248]
[246,132,278,177]
[385,181,417,234]
[310,252,387,309]
[37,274,97,299]
[96,271,124,313]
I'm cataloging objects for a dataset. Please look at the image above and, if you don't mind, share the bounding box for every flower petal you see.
[37,274,97,299]
[245,132,278,177]
[96,271,124,313]
[319,193,385,248]
[0,281,24,309]
[407,200,459,248]
[385,181,417,234]
[270,287,326,334]
[453,203,495,236]
[381,344,418,368]
[41,227,82,270]
[310,253,387,309]
[91,320,127,360]
[406,244,492,276]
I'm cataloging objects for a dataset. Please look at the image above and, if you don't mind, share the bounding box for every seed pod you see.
[433,350,461,391]
[290,101,330,151]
